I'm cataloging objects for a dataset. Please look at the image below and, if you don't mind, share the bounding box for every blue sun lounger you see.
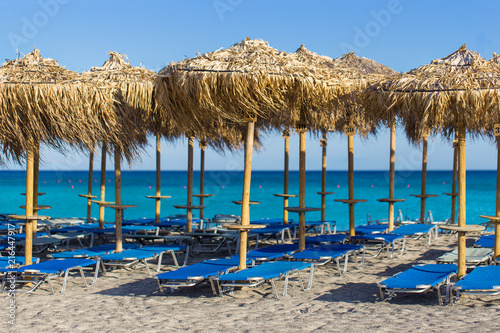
[350,233,406,258]
[377,264,458,305]
[214,261,313,299]
[0,258,100,294]
[47,243,141,259]
[390,224,437,245]
[473,235,494,248]
[100,245,188,275]
[288,244,365,275]
[244,243,302,262]
[250,225,293,248]
[451,266,500,301]
[156,257,251,294]
[355,224,388,234]
[0,256,40,268]
[301,234,347,245]
[435,247,493,268]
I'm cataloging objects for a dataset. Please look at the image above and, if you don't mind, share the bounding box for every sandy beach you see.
[1,233,500,333]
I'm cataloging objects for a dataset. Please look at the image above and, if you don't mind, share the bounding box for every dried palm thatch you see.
[363,45,500,142]
[154,38,346,137]
[328,51,399,136]
[0,48,120,161]
[82,51,158,159]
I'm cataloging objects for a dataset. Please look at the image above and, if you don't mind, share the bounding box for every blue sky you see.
[1,0,499,171]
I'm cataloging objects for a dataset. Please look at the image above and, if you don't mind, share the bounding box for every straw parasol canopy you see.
[0,48,119,159]
[0,47,121,265]
[364,45,500,141]
[363,44,500,277]
[155,38,347,133]
[155,38,346,267]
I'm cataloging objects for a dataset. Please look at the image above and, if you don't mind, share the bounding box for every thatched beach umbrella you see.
[155,38,344,268]
[323,51,395,235]
[0,48,119,264]
[82,51,151,252]
[364,45,498,277]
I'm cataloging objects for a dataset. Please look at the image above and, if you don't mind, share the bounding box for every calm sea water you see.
[0,170,495,230]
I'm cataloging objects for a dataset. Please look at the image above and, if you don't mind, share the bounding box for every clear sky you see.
[1,0,499,171]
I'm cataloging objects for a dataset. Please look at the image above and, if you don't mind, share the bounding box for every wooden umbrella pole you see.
[495,137,500,259]
[457,124,467,278]
[451,133,458,224]
[239,122,255,270]
[388,122,396,232]
[114,147,122,253]
[283,134,290,223]
[321,132,327,222]
[99,143,107,229]
[32,141,40,238]
[420,136,428,224]
[155,135,161,223]
[86,151,94,223]
[199,142,206,220]
[298,130,307,251]
[24,144,35,266]
[187,137,194,233]
[348,134,355,236]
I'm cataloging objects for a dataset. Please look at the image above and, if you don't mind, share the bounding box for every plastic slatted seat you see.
[215,261,313,299]
[302,234,347,245]
[391,224,437,244]
[0,258,100,294]
[289,244,365,275]
[156,258,247,294]
[435,247,493,267]
[378,264,458,305]
[473,235,494,248]
[452,266,500,301]
[350,233,406,258]
[355,224,388,234]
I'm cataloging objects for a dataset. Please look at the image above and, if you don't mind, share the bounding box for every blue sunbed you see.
[156,257,250,293]
[100,245,188,274]
[390,224,437,245]
[350,233,406,258]
[48,243,140,259]
[378,264,458,304]
[288,243,365,275]
[452,266,500,301]
[214,261,313,299]
[355,224,388,234]
[0,256,40,268]
[473,235,494,248]
[0,258,100,294]
[244,243,301,262]
[301,234,347,245]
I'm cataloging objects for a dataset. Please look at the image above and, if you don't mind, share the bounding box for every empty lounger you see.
[473,235,494,248]
[0,256,40,268]
[355,224,388,234]
[156,257,249,294]
[244,243,302,262]
[288,243,365,275]
[435,247,493,267]
[48,243,141,259]
[350,233,406,258]
[214,261,313,299]
[378,264,458,305]
[0,258,100,294]
[391,224,437,245]
[301,234,347,245]
[452,266,500,301]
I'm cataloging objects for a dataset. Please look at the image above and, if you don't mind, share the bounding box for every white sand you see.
[2,233,500,333]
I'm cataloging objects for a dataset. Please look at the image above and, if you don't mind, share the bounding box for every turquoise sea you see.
[0,170,495,230]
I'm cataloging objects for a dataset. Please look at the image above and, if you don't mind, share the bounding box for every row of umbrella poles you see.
[3,41,500,280]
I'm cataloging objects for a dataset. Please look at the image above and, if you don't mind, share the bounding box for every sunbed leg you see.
[142,259,152,276]
[272,278,282,299]
[437,286,443,305]
[306,265,313,290]
[379,287,385,301]
[61,271,71,294]
[209,277,218,295]
[360,247,365,268]
[400,237,406,255]
[334,258,342,276]
[170,250,180,269]
[183,246,190,266]
[48,275,56,294]
[343,254,348,274]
